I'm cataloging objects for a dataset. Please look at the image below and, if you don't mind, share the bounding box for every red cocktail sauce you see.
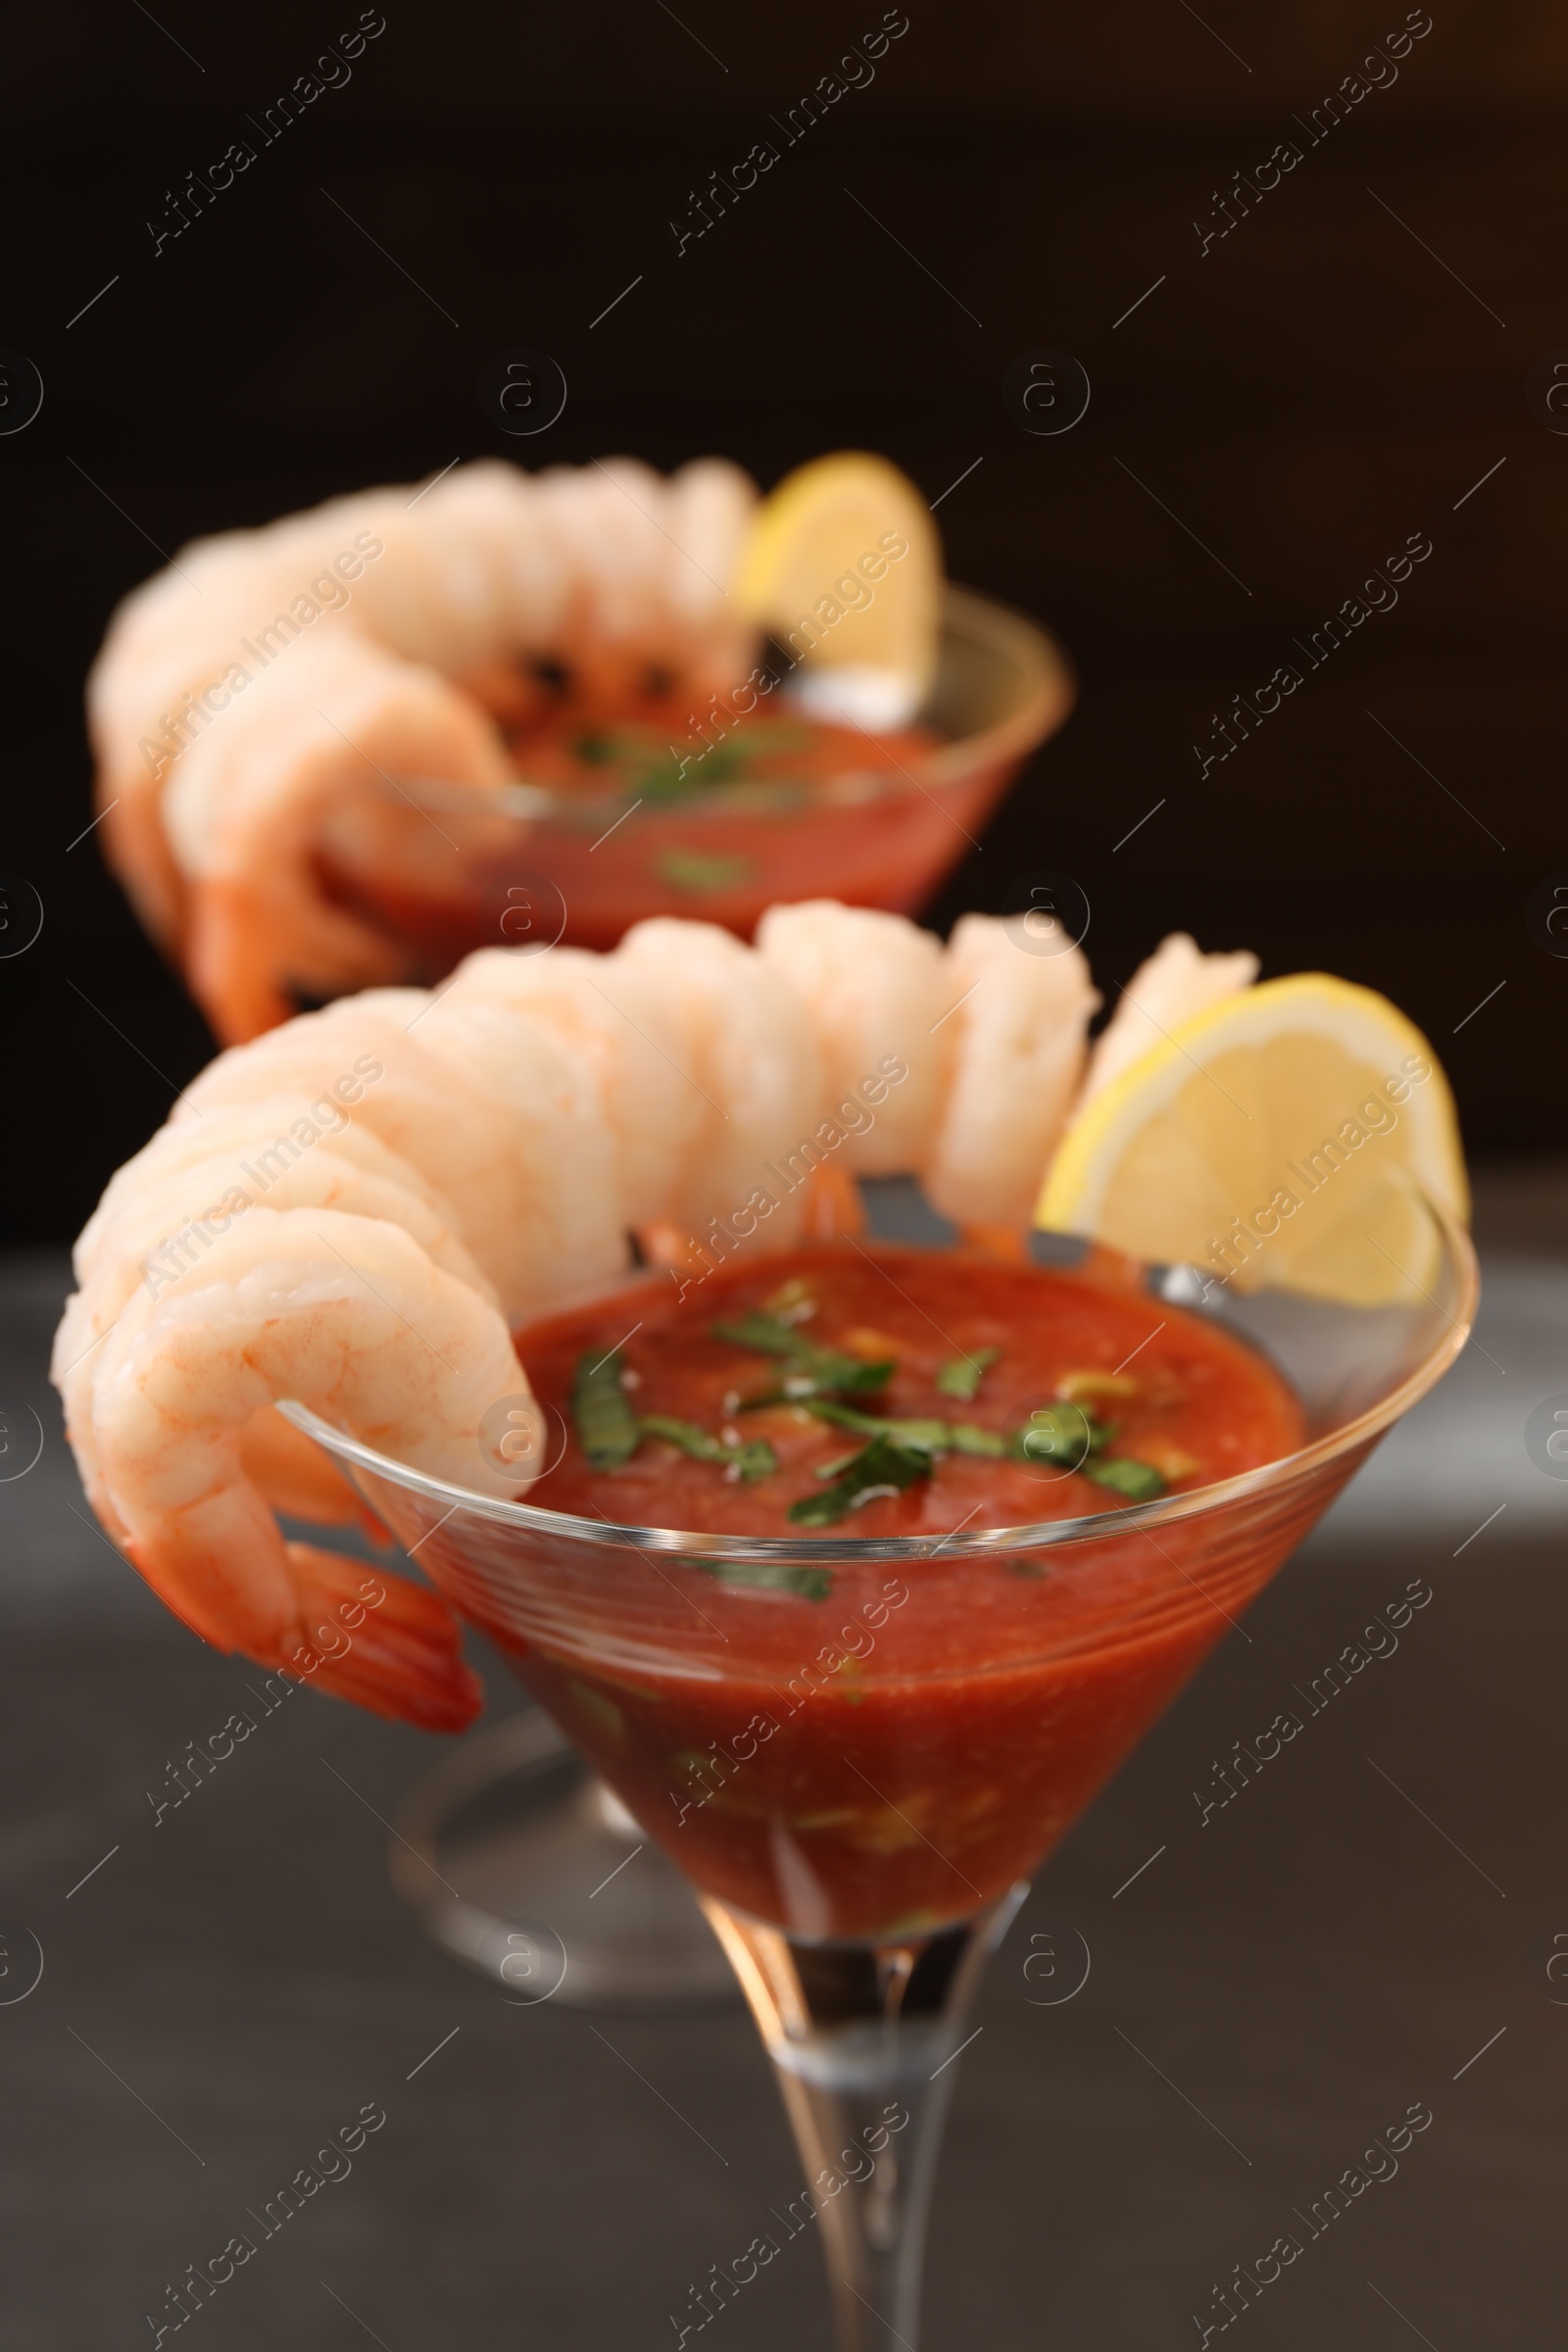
[496,1244,1305,1936]
[316,707,978,962]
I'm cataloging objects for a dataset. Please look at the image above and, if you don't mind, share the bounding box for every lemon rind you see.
[1037,972,1468,1239]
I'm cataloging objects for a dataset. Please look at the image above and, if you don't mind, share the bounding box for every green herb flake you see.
[787,1434,932,1528]
[733,720,814,755]
[571,1348,641,1470]
[693,1559,834,1600]
[1083,1457,1167,1503]
[638,1414,777,1484]
[804,1399,949,1451]
[566,1677,626,1742]
[713,1313,895,1404]
[628,750,688,796]
[937,1346,1002,1402]
[572,728,620,765]
[949,1422,1006,1458]
[1008,1403,1099,1469]
[743,1360,895,1405]
[712,1312,815,1359]
[831,1355,890,1390]
[639,1413,726,1462]
[655,848,757,896]
[804,1399,1012,1459]
[647,738,753,797]
[702,739,754,784]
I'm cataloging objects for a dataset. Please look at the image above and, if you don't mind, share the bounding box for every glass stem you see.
[702,1886,1027,2352]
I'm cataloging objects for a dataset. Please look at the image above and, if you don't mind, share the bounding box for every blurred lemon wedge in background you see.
[1037,974,1468,1306]
[736,453,940,723]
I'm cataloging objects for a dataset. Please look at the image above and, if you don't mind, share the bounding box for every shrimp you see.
[756,901,955,1173]
[74,1092,468,1292]
[88,494,400,957]
[607,918,824,1243]
[57,903,1254,1731]
[63,1209,527,1729]
[171,631,514,1041]
[87,459,760,1043]
[921,913,1101,1235]
[432,945,708,1227]
[527,459,755,707]
[172,993,628,1320]
[62,1092,479,1540]
[1083,934,1258,1102]
[59,1132,493,1523]
[757,899,1101,1229]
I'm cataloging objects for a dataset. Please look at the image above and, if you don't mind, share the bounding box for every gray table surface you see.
[2,1164,1565,2348]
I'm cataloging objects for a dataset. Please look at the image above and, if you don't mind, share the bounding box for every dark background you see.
[5,0,1567,1240]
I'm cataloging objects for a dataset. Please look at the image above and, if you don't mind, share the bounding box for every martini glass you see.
[284,1188,1475,2350]
[310,585,1073,964]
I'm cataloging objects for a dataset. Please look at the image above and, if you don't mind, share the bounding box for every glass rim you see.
[281,1190,1479,1567]
[373,584,1075,825]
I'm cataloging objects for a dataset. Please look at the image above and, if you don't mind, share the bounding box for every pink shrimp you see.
[67,1209,527,1730]
[1083,933,1259,1102]
[56,904,1256,1732]
[87,458,760,1042]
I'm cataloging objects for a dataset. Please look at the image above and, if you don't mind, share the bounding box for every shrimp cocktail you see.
[510,1241,1303,1939]
[87,450,1070,1044]
[54,899,1475,2350]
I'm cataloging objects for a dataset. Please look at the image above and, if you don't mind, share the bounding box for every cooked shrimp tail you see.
[1084,933,1257,1102]
[287,1544,480,1733]
[238,1404,388,1539]
[84,1208,528,1730]
[88,459,762,1043]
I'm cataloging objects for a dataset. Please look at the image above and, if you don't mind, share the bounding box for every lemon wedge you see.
[1037,974,1468,1305]
[736,453,940,714]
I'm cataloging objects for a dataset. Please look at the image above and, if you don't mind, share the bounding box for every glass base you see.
[388,1710,738,2011]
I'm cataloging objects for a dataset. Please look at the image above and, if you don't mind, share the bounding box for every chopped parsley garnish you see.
[639,1415,777,1484]
[735,721,814,755]
[1009,1402,1099,1468]
[789,1396,1163,1523]
[571,1349,641,1470]
[937,1346,1002,1402]
[568,729,753,798]
[949,1423,1006,1457]
[711,1311,841,1360]
[576,726,820,808]
[656,848,758,896]
[636,720,815,805]
[787,1433,932,1527]
[674,1315,1174,1527]
[1082,1457,1166,1502]
[571,1354,777,1482]
[572,728,619,765]
[803,1396,1110,1465]
[804,1399,949,1451]
[692,1558,833,1599]
[642,737,752,798]
[712,1312,895,1403]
